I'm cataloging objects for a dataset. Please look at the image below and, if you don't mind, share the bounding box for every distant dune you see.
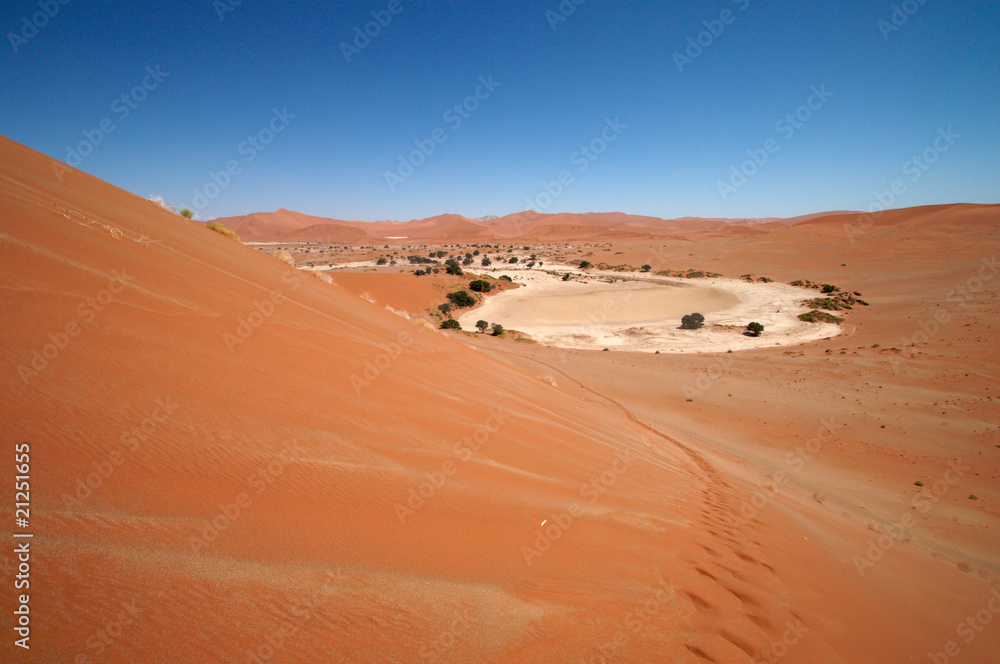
[210,208,853,244]
[3,134,998,664]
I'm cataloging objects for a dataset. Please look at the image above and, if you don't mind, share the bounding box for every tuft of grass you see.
[969,495,979,500]
[914,481,924,487]
[206,222,241,241]
[685,398,693,402]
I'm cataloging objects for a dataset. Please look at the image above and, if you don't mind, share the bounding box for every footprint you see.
[685,645,717,662]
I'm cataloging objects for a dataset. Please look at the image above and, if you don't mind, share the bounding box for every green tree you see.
[441,319,461,330]
[579,260,592,269]
[680,313,705,330]
[641,264,651,272]
[468,280,493,293]
[747,322,764,336]
[481,257,492,267]
[491,323,504,336]
[179,208,193,220]
[476,320,489,333]
[376,257,388,265]
[447,291,476,308]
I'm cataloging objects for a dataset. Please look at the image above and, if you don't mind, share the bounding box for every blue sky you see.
[2,0,997,221]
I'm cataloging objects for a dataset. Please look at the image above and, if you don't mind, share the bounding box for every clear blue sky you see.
[2,0,997,221]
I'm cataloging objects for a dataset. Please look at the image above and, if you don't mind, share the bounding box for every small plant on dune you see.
[206,222,241,242]
[578,260,593,269]
[491,323,504,336]
[438,303,453,316]
[747,322,764,336]
[499,275,513,283]
[680,313,705,330]
[441,319,461,330]
[179,208,193,220]
[822,284,838,294]
[476,320,489,333]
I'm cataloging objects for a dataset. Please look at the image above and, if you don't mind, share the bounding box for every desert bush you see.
[446,291,476,308]
[206,222,241,242]
[179,208,193,219]
[441,319,461,330]
[747,322,764,336]
[476,320,489,332]
[491,323,504,336]
[376,257,387,265]
[481,257,492,266]
[468,280,493,293]
[798,310,844,324]
[641,264,651,272]
[579,260,592,269]
[499,275,513,283]
[822,284,838,293]
[680,313,705,330]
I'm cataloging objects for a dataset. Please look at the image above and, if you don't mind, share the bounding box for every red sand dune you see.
[212,209,845,244]
[2,135,999,664]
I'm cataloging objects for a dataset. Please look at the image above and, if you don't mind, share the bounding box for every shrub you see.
[206,222,241,242]
[798,310,845,324]
[438,303,452,315]
[376,257,387,265]
[491,323,504,336]
[468,280,493,293]
[446,291,476,308]
[822,284,838,294]
[562,273,571,281]
[445,263,463,276]
[508,256,518,263]
[441,319,461,330]
[476,320,489,332]
[579,260,592,269]
[641,264,651,272]
[499,275,513,283]
[179,208,193,220]
[481,257,492,266]
[680,313,705,330]
[747,322,764,336]
[414,269,426,276]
